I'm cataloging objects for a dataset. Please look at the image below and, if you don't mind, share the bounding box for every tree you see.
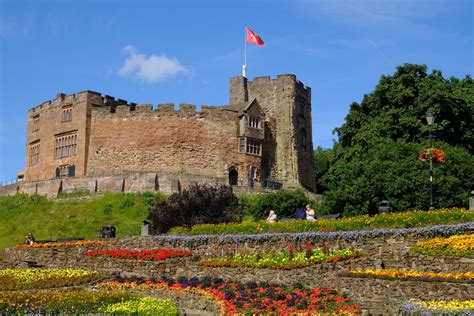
[320,64,474,215]
[335,64,474,153]
[322,140,473,215]
[313,146,334,193]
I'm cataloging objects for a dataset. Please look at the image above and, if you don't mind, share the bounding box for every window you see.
[239,137,261,155]
[55,132,77,159]
[30,141,40,166]
[62,105,72,122]
[239,138,246,153]
[32,115,40,132]
[248,116,260,128]
[56,164,75,178]
[247,139,261,155]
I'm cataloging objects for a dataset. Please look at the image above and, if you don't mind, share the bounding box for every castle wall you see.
[237,74,316,191]
[24,92,94,181]
[15,74,316,194]
[86,104,261,184]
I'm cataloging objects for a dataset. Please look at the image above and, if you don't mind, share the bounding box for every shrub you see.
[240,190,309,220]
[148,184,240,233]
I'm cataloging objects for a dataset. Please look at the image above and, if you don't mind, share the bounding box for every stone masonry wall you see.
[0,172,230,198]
[244,75,316,191]
[2,229,473,315]
[16,74,317,195]
[25,91,94,181]
[87,104,261,186]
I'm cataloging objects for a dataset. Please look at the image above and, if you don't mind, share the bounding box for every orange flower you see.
[418,147,445,163]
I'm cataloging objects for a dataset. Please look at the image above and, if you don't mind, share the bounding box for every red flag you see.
[246,27,265,46]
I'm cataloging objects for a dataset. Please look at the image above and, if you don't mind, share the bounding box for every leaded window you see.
[55,132,77,159]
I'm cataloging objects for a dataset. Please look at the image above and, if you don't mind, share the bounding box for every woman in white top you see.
[305,205,315,221]
[266,210,277,223]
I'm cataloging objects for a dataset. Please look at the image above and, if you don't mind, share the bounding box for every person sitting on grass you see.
[24,233,35,245]
[266,210,278,223]
[305,205,315,221]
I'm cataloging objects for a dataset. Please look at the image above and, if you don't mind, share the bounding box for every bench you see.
[35,240,55,244]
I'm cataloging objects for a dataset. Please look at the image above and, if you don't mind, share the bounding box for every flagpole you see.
[243,25,247,78]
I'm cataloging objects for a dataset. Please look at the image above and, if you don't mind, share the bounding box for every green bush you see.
[148,184,240,233]
[240,190,309,220]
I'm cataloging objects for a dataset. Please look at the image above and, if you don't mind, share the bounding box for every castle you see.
[13,74,315,196]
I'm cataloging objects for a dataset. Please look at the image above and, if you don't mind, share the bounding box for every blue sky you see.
[0,0,472,182]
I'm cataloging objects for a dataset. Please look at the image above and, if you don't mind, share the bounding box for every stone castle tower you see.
[15,74,315,196]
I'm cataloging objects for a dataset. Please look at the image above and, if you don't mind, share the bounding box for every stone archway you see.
[229,169,238,186]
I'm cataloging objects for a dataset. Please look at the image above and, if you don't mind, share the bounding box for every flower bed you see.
[411,234,474,257]
[154,223,473,248]
[169,208,473,235]
[400,299,474,315]
[338,269,474,283]
[84,249,192,261]
[100,276,362,315]
[200,247,365,270]
[97,297,178,315]
[0,268,101,290]
[0,289,178,315]
[16,240,108,248]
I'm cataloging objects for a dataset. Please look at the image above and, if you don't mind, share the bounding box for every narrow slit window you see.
[62,106,73,122]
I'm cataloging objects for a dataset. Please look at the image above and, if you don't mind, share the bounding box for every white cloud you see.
[119,45,189,83]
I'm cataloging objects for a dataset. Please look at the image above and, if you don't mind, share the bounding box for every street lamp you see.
[425,110,435,209]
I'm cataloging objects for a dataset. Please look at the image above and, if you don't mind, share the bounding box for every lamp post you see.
[426,111,435,209]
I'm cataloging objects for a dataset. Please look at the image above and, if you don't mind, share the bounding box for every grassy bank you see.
[0,193,162,249]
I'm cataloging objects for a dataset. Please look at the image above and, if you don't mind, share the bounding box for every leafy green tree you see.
[322,140,473,215]
[313,146,334,193]
[241,190,309,220]
[335,64,474,153]
[320,64,474,215]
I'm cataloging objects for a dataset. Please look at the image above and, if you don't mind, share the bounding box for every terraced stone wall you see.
[2,227,473,315]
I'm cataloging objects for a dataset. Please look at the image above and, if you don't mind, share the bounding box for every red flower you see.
[418,147,445,163]
[84,249,191,261]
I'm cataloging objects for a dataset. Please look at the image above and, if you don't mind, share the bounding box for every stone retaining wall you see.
[2,227,473,315]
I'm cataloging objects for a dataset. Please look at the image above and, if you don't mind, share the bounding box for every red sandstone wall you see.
[24,92,93,181]
[86,105,261,183]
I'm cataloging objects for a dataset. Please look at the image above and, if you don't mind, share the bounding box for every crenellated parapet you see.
[20,73,316,194]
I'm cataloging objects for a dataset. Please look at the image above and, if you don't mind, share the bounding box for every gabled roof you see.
[229,98,265,117]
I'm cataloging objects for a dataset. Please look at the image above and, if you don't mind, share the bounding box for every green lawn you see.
[0,192,161,249]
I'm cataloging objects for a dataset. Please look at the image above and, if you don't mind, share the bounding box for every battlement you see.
[91,100,236,121]
[247,74,310,91]
[21,73,316,193]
